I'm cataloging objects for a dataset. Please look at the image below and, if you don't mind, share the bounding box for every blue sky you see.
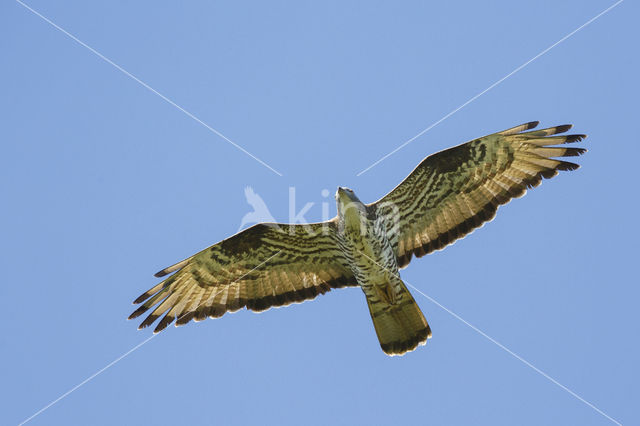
[2,1,638,425]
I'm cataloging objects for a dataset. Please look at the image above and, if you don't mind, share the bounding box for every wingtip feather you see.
[138,314,160,330]
[154,259,189,277]
[566,134,587,143]
[153,315,174,333]
[556,161,580,171]
[498,121,540,135]
[563,147,587,157]
[133,293,151,304]
[128,305,148,320]
[554,124,573,134]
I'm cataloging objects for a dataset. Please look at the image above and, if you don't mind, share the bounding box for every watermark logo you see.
[237,186,277,231]
[237,186,401,237]
[237,186,329,233]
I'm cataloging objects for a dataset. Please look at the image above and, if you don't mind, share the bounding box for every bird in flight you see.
[129,121,586,356]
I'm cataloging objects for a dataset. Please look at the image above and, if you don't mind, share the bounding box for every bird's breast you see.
[341,216,398,287]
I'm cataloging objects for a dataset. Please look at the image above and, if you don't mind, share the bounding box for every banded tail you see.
[365,279,431,356]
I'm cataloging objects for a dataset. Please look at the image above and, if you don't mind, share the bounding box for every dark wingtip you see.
[566,134,587,143]
[527,120,540,129]
[154,269,168,278]
[554,124,573,134]
[176,311,195,326]
[154,259,189,277]
[563,147,587,157]
[153,315,174,333]
[557,160,580,171]
[128,304,151,320]
[133,293,151,304]
[128,310,141,321]
[139,314,159,330]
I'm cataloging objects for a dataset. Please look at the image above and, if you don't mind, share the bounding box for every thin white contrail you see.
[15,0,283,177]
[18,251,282,425]
[356,0,624,176]
[404,282,622,426]
[18,335,157,426]
[357,249,622,425]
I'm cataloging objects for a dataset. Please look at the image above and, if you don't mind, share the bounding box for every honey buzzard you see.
[129,121,586,356]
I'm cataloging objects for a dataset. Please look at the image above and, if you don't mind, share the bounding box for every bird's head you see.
[336,187,366,218]
[336,186,359,203]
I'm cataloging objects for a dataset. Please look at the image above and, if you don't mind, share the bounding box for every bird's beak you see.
[336,187,348,201]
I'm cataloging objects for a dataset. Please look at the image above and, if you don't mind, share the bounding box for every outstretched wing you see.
[371,121,587,268]
[129,221,356,332]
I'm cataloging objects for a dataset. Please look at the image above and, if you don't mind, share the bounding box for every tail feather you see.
[365,281,431,356]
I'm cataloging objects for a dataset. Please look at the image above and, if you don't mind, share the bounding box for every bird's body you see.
[129,121,586,356]
[336,188,431,354]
